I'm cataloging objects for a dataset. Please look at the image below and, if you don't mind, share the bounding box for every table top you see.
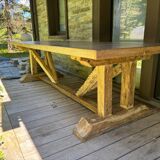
[12,41,160,60]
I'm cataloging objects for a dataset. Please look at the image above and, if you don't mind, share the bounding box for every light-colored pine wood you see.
[45,51,58,82]
[120,61,137,109]
[97,65,113,118]
[112,64,122,77]
[71,56,92,67]
[76,64,122,97]
[29,50,37,75]
[11,41,159,60]
[76,67,97,97]
[81,55,151,65]
[31,50,57,83]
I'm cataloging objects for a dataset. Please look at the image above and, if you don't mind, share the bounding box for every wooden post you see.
[140,0,160,100]
[97,65,112,118]
[120,61,137,109]
[45,52,58,82]
[29,50,37,75]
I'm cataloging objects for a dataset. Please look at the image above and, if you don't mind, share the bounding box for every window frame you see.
[46,0,69,38]
[92,0,113,42]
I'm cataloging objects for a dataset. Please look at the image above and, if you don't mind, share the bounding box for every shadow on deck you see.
[1,77,160,160]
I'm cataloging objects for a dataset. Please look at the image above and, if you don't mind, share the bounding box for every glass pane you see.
[113,0,147,41]
[113,0,147,89]
[59,0,66,32]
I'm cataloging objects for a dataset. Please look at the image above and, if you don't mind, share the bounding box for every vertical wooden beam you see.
[120,61,137,109]
[45,52,58,82]
[29,0,39,40]
[46,0,59,36]
[140,0,160,100]
[112,0,121,42]
[29,50,37,75]
[97,65,112,118]
[93,0,113,42]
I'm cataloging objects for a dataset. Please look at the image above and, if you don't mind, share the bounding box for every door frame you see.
[155,55,160,99]
[140,0,160,100]
[92,0,113,42]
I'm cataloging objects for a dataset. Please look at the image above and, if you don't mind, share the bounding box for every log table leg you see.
[20,50,58,83]
[120,61,137,109]
[97,65,113,118]
[74,61,153,141]
[29,50,38,75]
[44,52,58,82]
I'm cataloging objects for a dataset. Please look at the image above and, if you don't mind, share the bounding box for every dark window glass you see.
[47,0,67,36]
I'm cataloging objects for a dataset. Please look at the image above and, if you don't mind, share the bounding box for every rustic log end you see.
[20,74,40,83]
[73,117,93,141]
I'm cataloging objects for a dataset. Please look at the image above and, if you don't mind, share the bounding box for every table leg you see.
[120,61,137,109]
[29,50,38,75]
[44,52,58,82]
[97,65,113,118]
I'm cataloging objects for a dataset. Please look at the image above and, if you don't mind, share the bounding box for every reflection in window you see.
[113,0,147,89]
[59,0,66,32]
[113,0,147,41]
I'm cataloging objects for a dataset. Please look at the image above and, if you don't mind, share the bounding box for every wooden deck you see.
[1,78,160,160]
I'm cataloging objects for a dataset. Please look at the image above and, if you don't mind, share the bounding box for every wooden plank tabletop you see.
[12,41,160,60]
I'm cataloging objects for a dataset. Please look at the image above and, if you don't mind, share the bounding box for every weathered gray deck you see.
[2,78,160,160]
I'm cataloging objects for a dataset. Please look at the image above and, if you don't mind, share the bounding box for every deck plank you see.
[118,137,160,160]
[2,78,160,160]
[80,122,160,160]
[44,112,160,160]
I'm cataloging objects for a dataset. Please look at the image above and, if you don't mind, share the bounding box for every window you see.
[47,0,68,36]
[113,0,147,42]
[112,0,147,89]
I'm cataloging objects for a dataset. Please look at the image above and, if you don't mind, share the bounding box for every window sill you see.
[48,35,68,40]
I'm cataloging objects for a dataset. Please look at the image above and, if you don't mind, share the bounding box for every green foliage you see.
[0,28,7,43]
[0,136,4,160]
[0,0,32,47]
[0,52,29,58]
[0,43,28,57]
[0,44,8,53]
[0,150,4,160]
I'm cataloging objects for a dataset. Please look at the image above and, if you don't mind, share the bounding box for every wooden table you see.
[12,41,160,140]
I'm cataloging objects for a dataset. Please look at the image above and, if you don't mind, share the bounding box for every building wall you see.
[35,0,93,78]
[68,0,92,40]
